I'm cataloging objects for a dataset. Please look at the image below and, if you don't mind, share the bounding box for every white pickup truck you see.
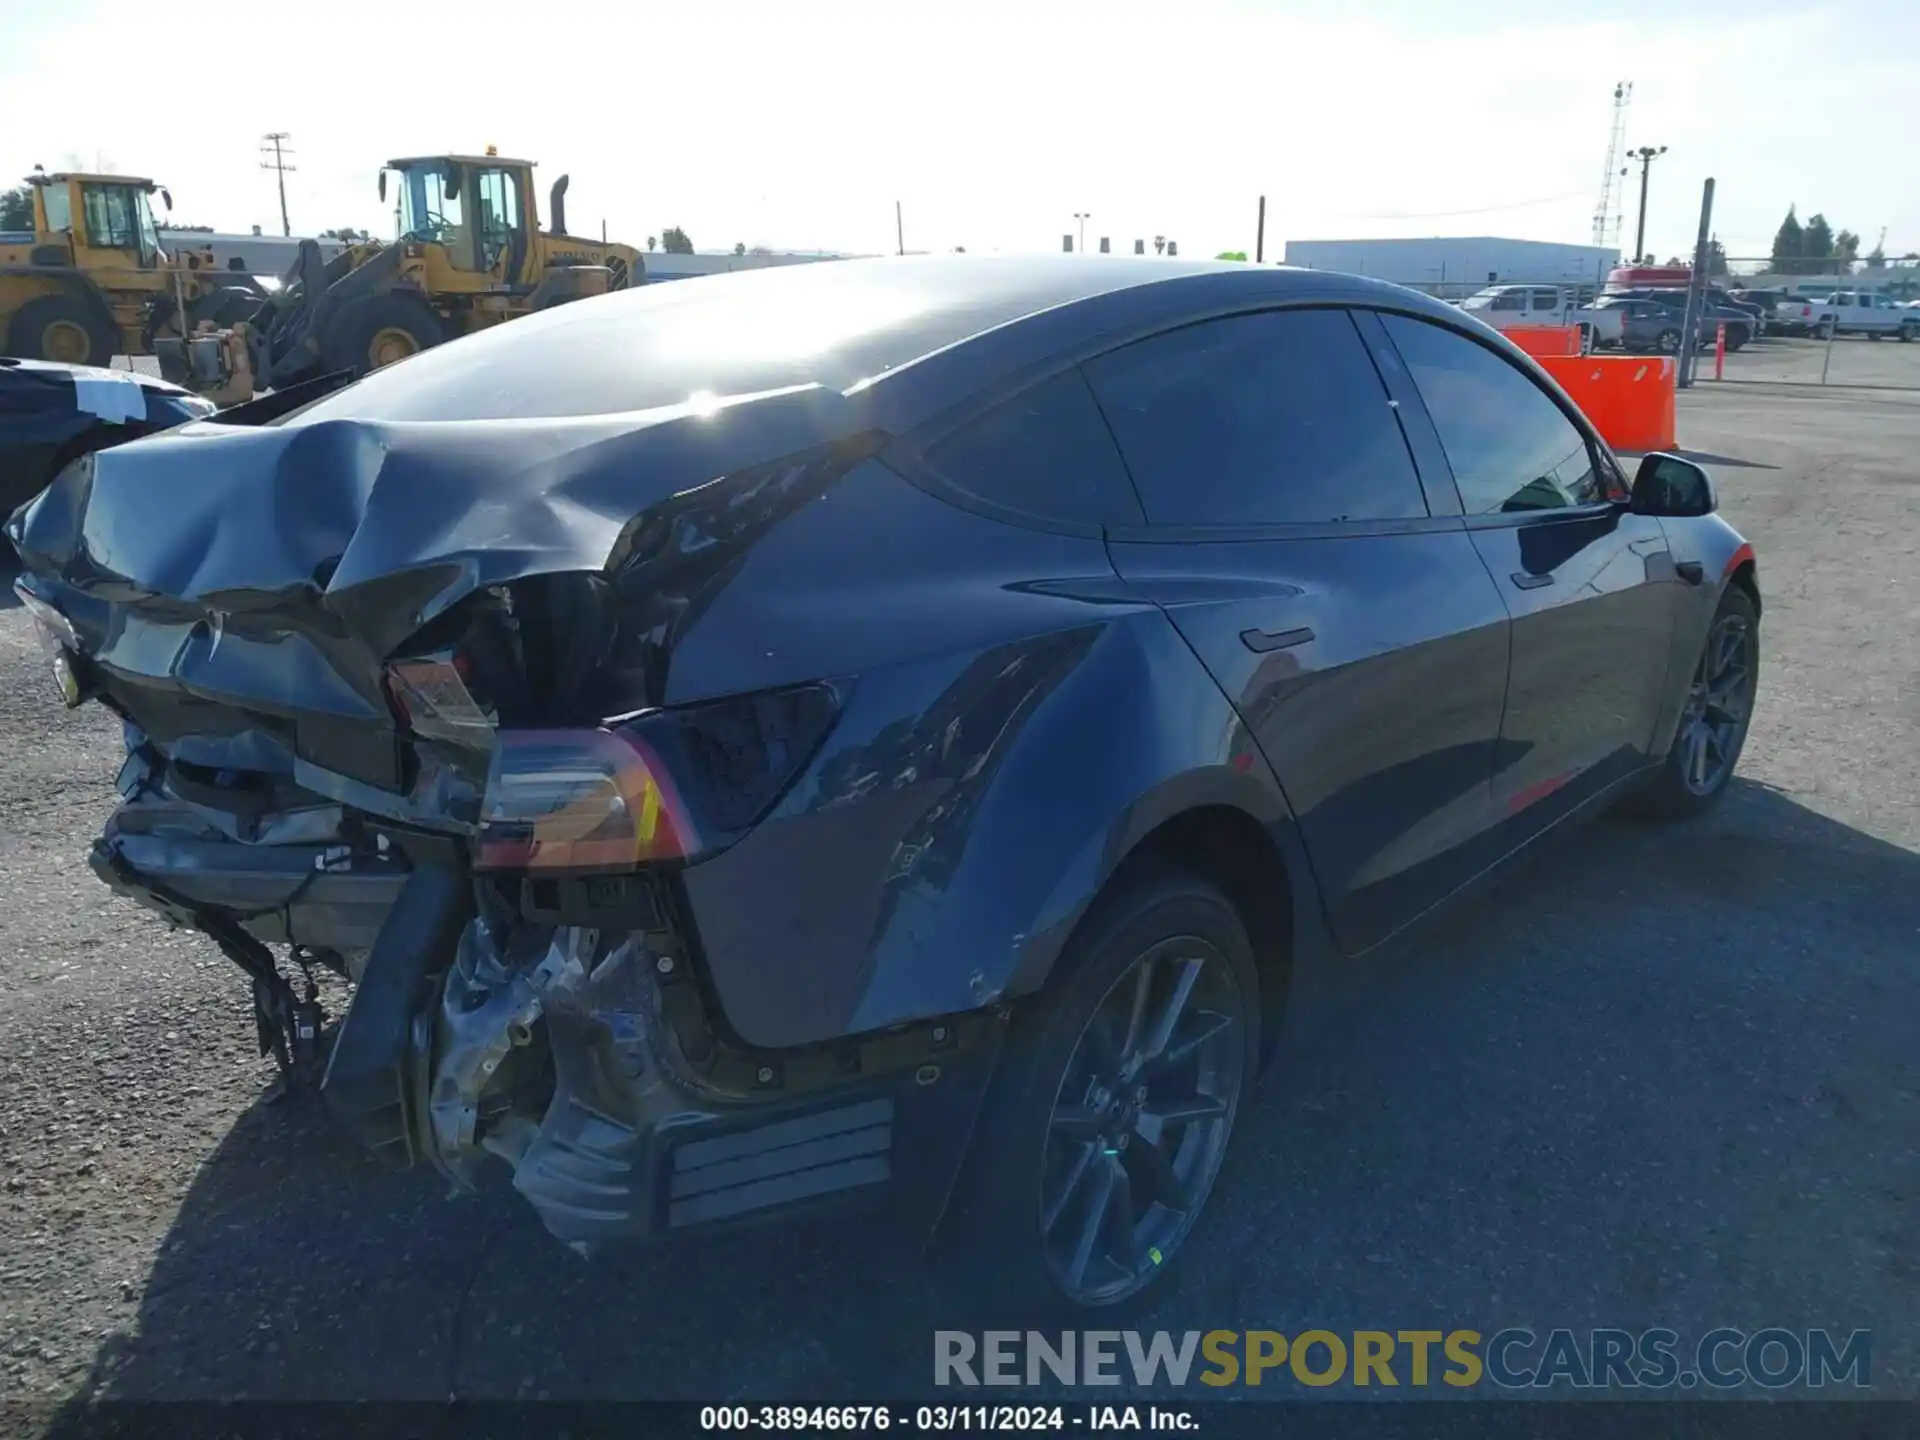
[1805,291,1920,341]
[1457,284,1626,349]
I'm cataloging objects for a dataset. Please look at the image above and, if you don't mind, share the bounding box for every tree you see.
[1215,250,1248,261]
[1706,240,1729,275]
[1802,212,1835,274]
[660,226,693,254]
[1833,229,1861,266]
[733,241,746,256]
[646,235,657,251]
[1866,245,1887,270]
[0,185,33,230]
[1771,206,1803,274]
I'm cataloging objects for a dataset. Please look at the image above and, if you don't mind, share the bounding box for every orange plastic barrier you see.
[1501,325,1583,358]
[1536,354,1677,453]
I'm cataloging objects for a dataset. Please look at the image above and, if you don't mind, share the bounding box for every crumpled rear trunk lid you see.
[10,382,863,810]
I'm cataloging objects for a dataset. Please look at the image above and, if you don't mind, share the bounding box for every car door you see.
[1088,306,1514,953]
[1376,312,1683,834]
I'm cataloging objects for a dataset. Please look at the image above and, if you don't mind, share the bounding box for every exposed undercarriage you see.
[91,745,998,1250]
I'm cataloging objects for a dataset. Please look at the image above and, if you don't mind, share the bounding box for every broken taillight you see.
[385,655,494,748]
[385,649,837,872]
[474,728,700,872]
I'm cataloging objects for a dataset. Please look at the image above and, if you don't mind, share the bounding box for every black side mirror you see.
[159,188,172,212]
[377,170,387,203]
[443,167,461,202]
[1630,453,1717,517]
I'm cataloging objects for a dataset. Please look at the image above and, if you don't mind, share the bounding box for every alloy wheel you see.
[1676,612,1755,796]
[1039,936,1245,1306]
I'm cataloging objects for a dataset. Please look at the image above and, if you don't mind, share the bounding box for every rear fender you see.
[677,600,1320,1051]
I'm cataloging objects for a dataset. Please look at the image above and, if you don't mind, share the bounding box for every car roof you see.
[288,255,1466,428]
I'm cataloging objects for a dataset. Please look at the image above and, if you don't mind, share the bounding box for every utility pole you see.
[260,132,295,238]
[895,200,904,256]
[1255,195,1266,263]
[1630,144,1666,264]
[1074,212,1090,253]
[1677,177,1715,388]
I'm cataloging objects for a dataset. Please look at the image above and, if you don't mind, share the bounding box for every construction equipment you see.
[1,169,263,367]
[161,148,643,397]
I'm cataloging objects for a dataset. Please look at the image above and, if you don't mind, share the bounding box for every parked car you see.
[1593,296,1695,354]
[1606,289,1755,350]
[1769,295,1827,337]
[1458,283,1625,348]
[1,357,216,520]
[1806,291,1920,341]
[1728,288,1804,335]
[9,258,1762,1312]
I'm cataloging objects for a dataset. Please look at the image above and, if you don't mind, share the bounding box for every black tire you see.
[944,870,1259,1317]
[1900,322,1917,344]
[7,293,118,367]
[318,292,446,377]
[1628,584,1759,821]
[1867,330,1882,342]
[1725,326,1749,352]
[1655,328,1681,354]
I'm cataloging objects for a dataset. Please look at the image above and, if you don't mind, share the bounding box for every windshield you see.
[394,162,464,243]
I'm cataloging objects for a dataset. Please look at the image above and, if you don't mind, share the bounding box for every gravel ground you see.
[0,384,1916,1410]
[1712,330,1920,389]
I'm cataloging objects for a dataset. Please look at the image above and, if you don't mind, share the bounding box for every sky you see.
[4,0,1917,266]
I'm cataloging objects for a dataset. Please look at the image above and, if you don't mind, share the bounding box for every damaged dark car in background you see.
[8,258,1760,1313]
[1,356,216,526]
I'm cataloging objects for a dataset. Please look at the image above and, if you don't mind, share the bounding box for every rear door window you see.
[1081,307,1428,526]
[921,367,1144,526]
[1490,291,1527,312]
[1380,314,1605,514]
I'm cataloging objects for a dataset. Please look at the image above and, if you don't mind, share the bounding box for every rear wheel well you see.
[1728,559,1760,620]
[1102,805,1295,1070]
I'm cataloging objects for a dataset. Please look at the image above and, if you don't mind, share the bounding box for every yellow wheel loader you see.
[1,170,263,368]
[161,149,643,398]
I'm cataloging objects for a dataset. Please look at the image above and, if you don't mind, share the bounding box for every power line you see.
[260,132,295,238]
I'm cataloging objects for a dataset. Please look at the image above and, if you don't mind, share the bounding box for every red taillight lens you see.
[474,728,700,872]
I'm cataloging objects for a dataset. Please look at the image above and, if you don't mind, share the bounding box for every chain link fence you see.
[1689,256,1920,390]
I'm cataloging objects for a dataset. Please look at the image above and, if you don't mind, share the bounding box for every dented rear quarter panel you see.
[669,458,1309,1050]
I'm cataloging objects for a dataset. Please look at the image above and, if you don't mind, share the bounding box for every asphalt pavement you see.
[0,381,1916,1408]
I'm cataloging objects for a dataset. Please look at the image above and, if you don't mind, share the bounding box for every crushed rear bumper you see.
[319,869,1006,1248]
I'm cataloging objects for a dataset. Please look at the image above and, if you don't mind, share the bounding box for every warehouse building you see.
[1282,236,1620,296]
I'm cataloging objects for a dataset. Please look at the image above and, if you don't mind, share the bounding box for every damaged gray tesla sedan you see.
[7,257,1761,1312]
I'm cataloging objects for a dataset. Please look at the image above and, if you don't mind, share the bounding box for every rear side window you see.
[1532,289,1561,310]
[1081,308,1427,526]
[1380,314,1603,514]
[1490,291,1527,312]
[922,367,1144,526]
